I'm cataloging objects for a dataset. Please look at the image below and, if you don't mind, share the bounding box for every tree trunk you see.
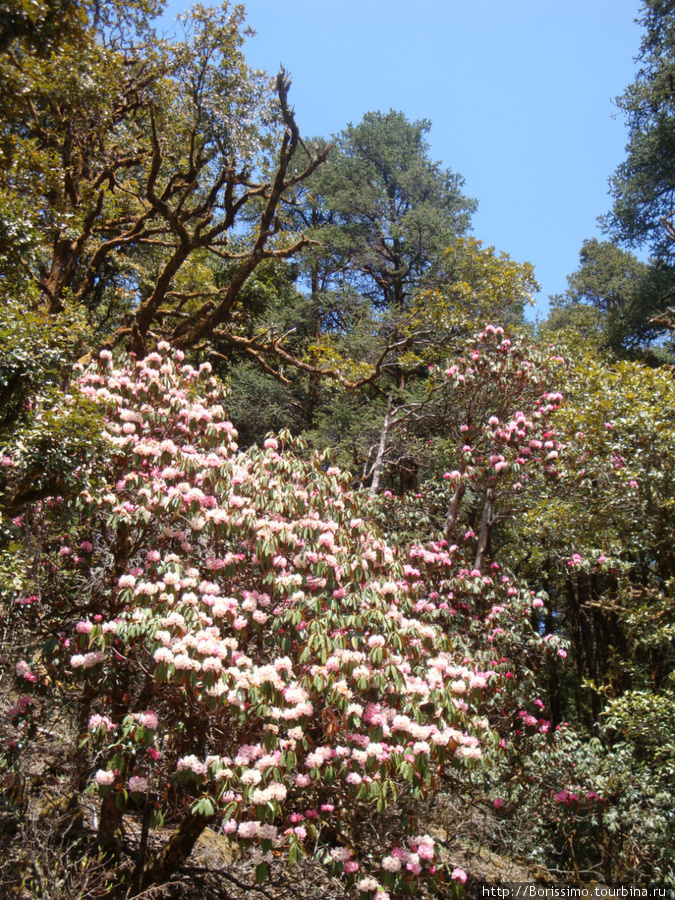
[43,238,77,313]
[444,482,465,538]
[98,793,123,860]
[397,456,418,494]
[474,488,494,571]
[306,269,322,427]
[370,395,393,493]
[138,811,212,892]
[578,574,602,726]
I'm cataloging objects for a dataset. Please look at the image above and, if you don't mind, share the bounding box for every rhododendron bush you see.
[7,345,559,897]
[437,327,566,559]
[374,327,567,560]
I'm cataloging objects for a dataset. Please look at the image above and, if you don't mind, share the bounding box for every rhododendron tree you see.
[5,345,559,897]
[434,327,565,568]
[373,328,566,568]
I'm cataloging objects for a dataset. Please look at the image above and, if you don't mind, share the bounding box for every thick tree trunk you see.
[102,810,213,899]
[98,793,123,860]
[43,238,77,313]
[139,812,212,892]
[397,456,418,494]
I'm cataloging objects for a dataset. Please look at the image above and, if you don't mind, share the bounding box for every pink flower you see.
[88,714,114,732]
[417,842,434,861]
[176,755,207,776]
[343,860,359,873]
[128,776,149,792]
[238,821,258,839]
[493,797,504,808]
[451,868,468,883]
[95,769,115,786]
[134,710,158,730]
[83,651,105,667]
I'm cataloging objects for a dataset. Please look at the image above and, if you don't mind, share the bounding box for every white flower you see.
[95,769,115,786]
[128,776,149,792]
[381,856,402,872]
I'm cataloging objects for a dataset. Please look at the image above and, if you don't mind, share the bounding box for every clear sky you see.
[166,0,644,318]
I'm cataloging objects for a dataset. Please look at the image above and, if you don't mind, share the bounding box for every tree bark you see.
[370,395,393,493]
[444,482,466,538]
[97,793,123,860]
[578,574,602,726]
[474,487,494,572]
[139,811,212,892]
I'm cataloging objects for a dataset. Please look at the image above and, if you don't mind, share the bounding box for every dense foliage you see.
[2,1,675,898]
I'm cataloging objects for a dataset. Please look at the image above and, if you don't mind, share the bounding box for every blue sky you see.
[168,0,644,317]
